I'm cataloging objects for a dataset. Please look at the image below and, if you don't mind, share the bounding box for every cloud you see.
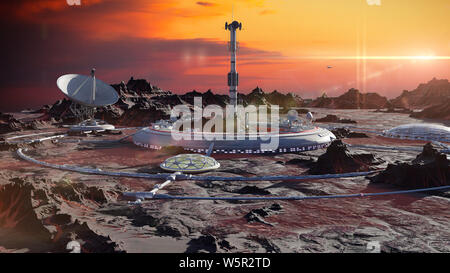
[0,18,280,111]
[0,0,104,20]
[196,1,216,7]
[0,0,224,39]
[259,9,276,15]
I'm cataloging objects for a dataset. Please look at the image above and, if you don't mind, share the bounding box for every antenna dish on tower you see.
[56,69,119,132]
[56,70,119,107]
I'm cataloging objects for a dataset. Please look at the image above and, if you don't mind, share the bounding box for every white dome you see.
[383,123,450,142]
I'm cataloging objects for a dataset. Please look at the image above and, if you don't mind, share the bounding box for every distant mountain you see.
[307,88,389,109]
[179,89,228,107]
[16,77,450,128]
[265,90,303,110]
[240,87,304,112]
[44,78,304,126]
[243,87,269,105]
[391,78,450,109]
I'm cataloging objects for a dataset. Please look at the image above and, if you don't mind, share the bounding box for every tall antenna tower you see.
[225,20,242,112]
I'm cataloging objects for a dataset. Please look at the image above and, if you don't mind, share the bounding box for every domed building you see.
[382,123,450,142]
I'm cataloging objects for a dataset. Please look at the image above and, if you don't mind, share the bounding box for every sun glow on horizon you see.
[289,55,450,60]
[0,0,448,111]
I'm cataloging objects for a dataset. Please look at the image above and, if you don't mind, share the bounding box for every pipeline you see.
[17,148,170,180]
[17,148,378,182]
[348,144,450,154]
[123,173,179,204]
[5,132,67,144]
[19,136,443,202]
[149,185,450,201]
[12,129,450,203]
[185,171,379,181]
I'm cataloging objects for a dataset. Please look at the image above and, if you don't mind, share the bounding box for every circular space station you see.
[382,123,450,142]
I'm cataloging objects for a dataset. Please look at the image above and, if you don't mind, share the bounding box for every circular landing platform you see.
[160,154,220,173]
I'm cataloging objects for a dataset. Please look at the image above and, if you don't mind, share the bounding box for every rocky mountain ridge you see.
[2,77,449,134]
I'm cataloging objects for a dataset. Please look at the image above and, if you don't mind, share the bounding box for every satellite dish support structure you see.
[56,68,118,132]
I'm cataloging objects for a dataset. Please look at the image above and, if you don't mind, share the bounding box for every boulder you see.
[369,143,449,188]
[244,203,283,226]
[309,140,382,174]
[331,128,369,139]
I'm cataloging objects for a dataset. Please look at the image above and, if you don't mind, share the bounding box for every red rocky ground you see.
[0,111,449,253]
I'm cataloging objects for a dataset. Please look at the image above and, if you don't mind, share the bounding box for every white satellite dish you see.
[56,69,119,107]
[56,69,119,132]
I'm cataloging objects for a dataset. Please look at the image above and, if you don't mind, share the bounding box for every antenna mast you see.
[225,20,242,113]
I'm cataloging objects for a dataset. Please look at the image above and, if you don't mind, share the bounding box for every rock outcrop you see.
[0,112,54,135]
[369,143,449,188]
[234,186,271,195]
[331,128,369,139]
[391,78,450,109]
[186,234,218,253]
[309,140,382,174]
[244,203,283,226]
[240,87,303,111]
[0,177,123,252]
[410,98,450,121]
[0,113,25,134]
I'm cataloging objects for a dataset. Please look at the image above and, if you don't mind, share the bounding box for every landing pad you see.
[160,154,220,173]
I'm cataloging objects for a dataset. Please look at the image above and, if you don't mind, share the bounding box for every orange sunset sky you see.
[0,0,449,111]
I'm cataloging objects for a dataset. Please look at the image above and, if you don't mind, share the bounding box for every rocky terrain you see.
[331,128,369,139]
[43,79,305,126]
[0,112,54,135]
[410,98,450,121]
[370,143,450,188]
[0,122,449,253]
[2,77,449,134]
[304,78,450,120]
[391,78,450,109]
[0,77,449,253]
[0,176,123,253]
[308,140,383,174]
[390,78,450,121]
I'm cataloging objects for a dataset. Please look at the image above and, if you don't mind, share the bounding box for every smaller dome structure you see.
[160,154,220,173]
[382,123,450,142]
